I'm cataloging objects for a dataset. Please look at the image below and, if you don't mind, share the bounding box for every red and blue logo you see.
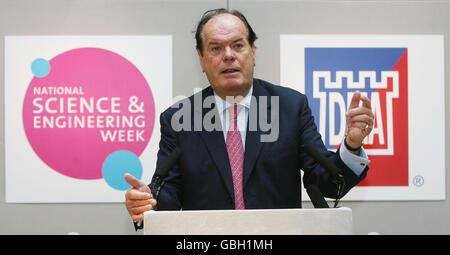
[305,48,408,186]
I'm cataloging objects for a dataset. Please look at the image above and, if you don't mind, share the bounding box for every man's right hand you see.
[124,173,157,222]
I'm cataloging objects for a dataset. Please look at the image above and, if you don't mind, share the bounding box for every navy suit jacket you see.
[150,78,368,210]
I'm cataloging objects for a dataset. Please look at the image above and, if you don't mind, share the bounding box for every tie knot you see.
[228,104,243,119]
[228,104,243,130]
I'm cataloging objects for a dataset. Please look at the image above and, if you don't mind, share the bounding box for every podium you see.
[144,207,352,235]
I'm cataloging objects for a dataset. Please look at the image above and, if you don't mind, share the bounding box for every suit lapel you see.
[196,87,235,198]
[243,80,272,187]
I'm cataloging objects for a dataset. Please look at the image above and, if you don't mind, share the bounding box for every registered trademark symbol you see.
[413,175,424,187]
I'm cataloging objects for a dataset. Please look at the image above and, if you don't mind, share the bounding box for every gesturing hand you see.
[124,173,156,222]
[345,91,374,151]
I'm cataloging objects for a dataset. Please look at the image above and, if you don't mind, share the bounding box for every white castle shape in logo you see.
[313,71,399,155]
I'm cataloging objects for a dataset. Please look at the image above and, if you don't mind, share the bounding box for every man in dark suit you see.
[124,9,374,224]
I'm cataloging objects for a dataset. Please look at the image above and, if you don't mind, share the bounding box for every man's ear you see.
[197,49,205,72]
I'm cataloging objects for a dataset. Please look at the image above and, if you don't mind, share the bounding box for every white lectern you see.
[144,207,352,235]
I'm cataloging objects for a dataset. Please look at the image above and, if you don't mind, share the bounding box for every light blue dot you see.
[31,58,50,78]
[102,150,143,191]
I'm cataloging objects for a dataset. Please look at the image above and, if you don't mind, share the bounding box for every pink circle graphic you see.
[23,48,155,180]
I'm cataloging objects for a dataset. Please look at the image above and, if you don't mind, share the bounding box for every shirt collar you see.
[213,85,253,114]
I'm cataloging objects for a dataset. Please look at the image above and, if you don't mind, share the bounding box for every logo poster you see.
[281,35,444,200]
[5,36,172,202]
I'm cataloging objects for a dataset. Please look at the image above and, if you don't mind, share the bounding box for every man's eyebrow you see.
[207,38,245,45]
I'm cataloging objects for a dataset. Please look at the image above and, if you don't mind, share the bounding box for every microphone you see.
[302,143,343,181]
[151,147,182,202]
[154,147,181,180]
[306,184,329,208]
[302,143,345,208]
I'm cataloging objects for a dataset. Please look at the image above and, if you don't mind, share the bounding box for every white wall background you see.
[1,0,449,234]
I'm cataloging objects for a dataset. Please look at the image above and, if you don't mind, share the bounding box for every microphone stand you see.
[332,173,345,208]
[148,147,182,211]
[149,175,165,211]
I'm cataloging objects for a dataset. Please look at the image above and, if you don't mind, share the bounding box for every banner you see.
[281,35,445,200]
[5,36,172,202]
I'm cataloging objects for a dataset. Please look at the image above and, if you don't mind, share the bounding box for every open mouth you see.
[221,68,240,74]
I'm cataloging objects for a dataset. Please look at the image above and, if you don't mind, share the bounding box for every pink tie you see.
[226,104,245,209]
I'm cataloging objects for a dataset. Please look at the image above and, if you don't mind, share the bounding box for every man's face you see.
[198,14,256,99]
